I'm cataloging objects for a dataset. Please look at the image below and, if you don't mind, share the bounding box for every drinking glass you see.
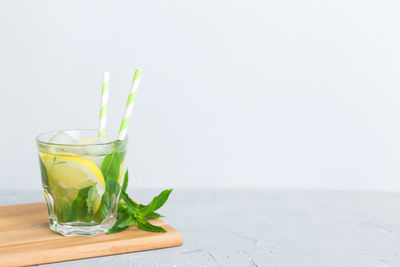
[36,129,128,236]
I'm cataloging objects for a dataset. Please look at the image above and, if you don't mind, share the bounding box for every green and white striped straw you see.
[98,71,110,137]
[118,68,143,140]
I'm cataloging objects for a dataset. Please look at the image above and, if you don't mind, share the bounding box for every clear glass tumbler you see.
[36,129,128,236]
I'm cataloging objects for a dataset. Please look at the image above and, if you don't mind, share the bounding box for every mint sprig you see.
[108,171,172,234]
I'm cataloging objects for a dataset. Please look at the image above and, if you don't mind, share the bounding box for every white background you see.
[1,0,400,190]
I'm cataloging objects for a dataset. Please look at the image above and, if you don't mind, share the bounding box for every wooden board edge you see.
[0,228,183,267]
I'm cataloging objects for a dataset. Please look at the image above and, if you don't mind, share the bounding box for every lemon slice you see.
[41,153,105,212]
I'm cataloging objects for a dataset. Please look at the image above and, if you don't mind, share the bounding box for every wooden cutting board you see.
[0,203,183,266]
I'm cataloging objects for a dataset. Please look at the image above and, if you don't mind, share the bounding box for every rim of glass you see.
[36,129,128,147]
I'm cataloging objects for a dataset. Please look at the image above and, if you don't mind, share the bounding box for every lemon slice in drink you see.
[78,137,125,182]
[41,154,105,212]
[78,136,125,183]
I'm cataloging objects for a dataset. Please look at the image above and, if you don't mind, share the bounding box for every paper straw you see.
[98,71,110,138]
[118,68,143,140]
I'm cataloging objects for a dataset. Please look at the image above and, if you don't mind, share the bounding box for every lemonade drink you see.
[37,130,127,236]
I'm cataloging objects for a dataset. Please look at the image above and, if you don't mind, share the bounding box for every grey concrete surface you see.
[2,189,400,267]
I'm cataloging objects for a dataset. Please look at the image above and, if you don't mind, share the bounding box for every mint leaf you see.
[108,213,130,234]
[145,212,163,219]
[86,185,99,214]
[98,179,120,220]
[118,202,129,214]
[138,218,166,233]
[105,178,120,196]
[39,158,48,185]
[118,217,137,228]
[67,186,92,221]
[98,192,110,220]
[121,170,129,193]
[120,191,139,215]
[137,204,163,219]
[108,171,172,235]
[98,150,124,220]
[101,152,122,182]
[58,198,70,222]
[139,189,173,217]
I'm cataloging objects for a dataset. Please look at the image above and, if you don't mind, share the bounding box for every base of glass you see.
[49,217,115,236]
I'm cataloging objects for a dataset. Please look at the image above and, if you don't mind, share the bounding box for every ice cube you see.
[48,131,85,155]
[82,136,113,168]
[49,131,78,145]
[83,135,113,156]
